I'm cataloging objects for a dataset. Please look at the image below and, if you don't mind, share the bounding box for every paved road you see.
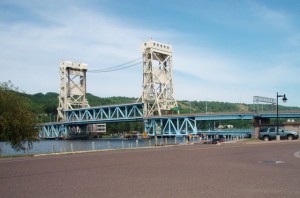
[1,141,300,198]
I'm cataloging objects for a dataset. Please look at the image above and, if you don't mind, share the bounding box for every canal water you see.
[0,137,201,156]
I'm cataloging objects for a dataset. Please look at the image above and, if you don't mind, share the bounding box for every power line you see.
[88,57,142,73]
[89,61,142,73]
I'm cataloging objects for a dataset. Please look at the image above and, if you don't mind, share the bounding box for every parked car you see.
[211,138,225,144]
[258,127,299,141]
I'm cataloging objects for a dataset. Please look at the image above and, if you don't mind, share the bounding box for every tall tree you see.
[0,81,38,151]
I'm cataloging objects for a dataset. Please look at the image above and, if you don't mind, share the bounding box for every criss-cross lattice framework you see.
[138,40,179,116]
[57,61,90,121]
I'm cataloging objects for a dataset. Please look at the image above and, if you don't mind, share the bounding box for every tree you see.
[0,81,38,151]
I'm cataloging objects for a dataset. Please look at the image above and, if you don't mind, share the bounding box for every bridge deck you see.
[39,103,300,139]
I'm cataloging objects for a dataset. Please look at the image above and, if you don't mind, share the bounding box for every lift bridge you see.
[39,40,300,139]
[39,103,300,139]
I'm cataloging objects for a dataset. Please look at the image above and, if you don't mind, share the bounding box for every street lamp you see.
[276,92,287,140]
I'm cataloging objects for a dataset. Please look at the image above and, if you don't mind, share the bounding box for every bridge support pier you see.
[253,117,271,139]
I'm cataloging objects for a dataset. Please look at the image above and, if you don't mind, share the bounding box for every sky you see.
[1,0,300,107]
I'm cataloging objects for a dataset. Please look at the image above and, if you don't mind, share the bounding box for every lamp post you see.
[276,92,287,141]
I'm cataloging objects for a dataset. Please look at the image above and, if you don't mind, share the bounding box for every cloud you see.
[1,1,300,106]
[0,2,179,97]
[171,40,300,104]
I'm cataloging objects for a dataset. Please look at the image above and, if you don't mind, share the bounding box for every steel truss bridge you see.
[39,103,300,139]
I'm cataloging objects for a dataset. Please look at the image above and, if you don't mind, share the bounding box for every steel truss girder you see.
[38,124,67,139]
[144,117,198,136]
[257,112,300,118]
[65,103,144,123]
[38,123,90,139]
[195,114,254,121]
[39,110,300,138]
[193,112,300,121]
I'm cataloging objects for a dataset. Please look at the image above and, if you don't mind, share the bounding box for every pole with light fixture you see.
[276,92,288,141]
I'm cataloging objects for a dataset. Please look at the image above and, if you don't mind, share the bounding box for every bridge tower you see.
[138,40,178,116]
[57,61,90,121]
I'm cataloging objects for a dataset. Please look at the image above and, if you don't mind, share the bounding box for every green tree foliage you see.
[79,94,137,107]
[0,81,38,151]
[31,92,58,114]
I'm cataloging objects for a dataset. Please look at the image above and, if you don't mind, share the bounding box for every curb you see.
[27,139,300,158]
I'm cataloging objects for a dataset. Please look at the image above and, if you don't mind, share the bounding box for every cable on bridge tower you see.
[88,57,142,73]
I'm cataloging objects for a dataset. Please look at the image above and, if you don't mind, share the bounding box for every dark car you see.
[211,138,225,144]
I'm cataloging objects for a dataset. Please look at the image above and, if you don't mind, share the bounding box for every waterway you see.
[0,137,201,156]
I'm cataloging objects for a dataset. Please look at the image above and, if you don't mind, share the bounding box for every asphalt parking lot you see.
[1,141,300,198]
